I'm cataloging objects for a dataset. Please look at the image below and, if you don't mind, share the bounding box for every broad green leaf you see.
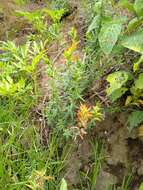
[60,178,67,190]
[135,73,143,89]
[106,71,132,102]
[109,87,128,102]
[128,111,143,130]
[119,0,134,13]
[127,17,143,32]
[106,71,132,94]
[122,30,143,53]
[98,20,122,54]
[134,0,143,17]
[139,183,143,190]
[87,15,101,34]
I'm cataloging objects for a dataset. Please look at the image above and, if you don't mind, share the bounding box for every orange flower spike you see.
[77,104,93,128]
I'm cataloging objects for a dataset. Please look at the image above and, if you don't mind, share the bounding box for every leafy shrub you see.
[15,8,65,41]
[106,68,143,129]
[0,40,46,123]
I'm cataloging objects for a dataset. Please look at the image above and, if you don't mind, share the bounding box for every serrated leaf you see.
[98,20,122,54]
[87,15,100,34]
[135,73,143,89]
[128,111,143,130]
[134,0,143,17]
[60,178,67,190]
[122,29,143,53]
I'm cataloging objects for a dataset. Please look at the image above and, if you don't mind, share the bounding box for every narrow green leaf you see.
[87,15,100,34]
[60,178,67,190]
[31,52,44,71]
[44,9,65,22]
[133,55,143,72]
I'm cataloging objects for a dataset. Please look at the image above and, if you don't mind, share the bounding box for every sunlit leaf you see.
[44,9,65,22]
[135,73,143,89]
[106,71,132,94]
[98,19,122,54]
[122,29,143,53]
[60,178,67,190]
[106,71,132,102]
[125,96,132,106]
[133,55,143,72]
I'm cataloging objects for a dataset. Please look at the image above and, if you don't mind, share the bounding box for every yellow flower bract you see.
[77,104,93,128]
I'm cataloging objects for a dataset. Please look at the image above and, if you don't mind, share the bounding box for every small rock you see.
[138,160,143,175]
